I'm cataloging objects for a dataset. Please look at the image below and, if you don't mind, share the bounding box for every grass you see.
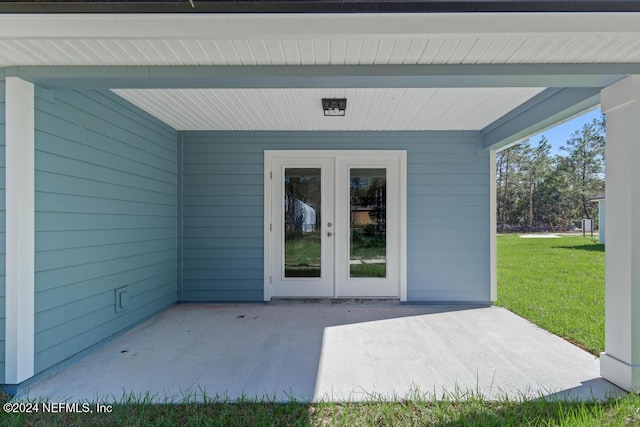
[284,232,321,277]
[496,235,605,355]
[284,230,387,277]
[350,242,387,277]
[350,263,386,277]
[3,391,640,426]
[350,244,385,260]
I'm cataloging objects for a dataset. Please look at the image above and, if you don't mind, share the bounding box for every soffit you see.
[0,13,633,131]
[2,34,640,67]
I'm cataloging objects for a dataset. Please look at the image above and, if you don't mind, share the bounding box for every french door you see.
[264,151,406,300]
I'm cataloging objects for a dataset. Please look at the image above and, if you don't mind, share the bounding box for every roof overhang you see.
[1,11,638,148]
[3,12,640,38]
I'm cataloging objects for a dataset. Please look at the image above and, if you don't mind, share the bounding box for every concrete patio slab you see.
[20,304,623,403]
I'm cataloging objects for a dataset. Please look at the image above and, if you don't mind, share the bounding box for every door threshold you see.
[269,298,401,305]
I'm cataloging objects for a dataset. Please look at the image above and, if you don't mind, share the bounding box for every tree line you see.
[496,116,605,232]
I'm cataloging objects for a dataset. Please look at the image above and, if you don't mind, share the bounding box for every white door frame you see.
[270,156,335,298]
[264,150,407,301]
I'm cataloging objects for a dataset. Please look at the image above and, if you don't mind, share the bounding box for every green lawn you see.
[3,392,640,426]
[284,230,387,278]
[349,263,386,277]
[284,232,322,277]
[496,235,605,355]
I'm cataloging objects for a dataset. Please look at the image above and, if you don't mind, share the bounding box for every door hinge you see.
[270,275,272,284]
[270,171,272,179]
[270,223,272,232]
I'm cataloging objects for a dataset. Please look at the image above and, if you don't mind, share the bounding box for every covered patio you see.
[21,303,622,403]
[2,3,640,397]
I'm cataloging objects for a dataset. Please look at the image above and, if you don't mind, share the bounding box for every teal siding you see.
[0,76,6,383]
[34,88,178,374]
[181,131,491,302]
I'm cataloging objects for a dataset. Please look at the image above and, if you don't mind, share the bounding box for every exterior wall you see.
[33,88,178,375]
[181,131,491,302]
[0,75,6,383]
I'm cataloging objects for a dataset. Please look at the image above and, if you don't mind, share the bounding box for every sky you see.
[524,107,603,157]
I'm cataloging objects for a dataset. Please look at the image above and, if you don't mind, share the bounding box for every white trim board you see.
[489,149,497,302]
[5,77,35,384]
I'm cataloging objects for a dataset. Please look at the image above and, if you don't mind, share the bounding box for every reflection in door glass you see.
[350,168,386,278]
[284,168,321,277]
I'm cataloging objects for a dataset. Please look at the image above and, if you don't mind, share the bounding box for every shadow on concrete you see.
[541,378,626,401]
[21,304,621,404]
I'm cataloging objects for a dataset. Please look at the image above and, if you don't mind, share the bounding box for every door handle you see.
[327,232,333,237]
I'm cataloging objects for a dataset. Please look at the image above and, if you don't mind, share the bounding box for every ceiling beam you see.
[10,64,637,89]
[481,87,601,150]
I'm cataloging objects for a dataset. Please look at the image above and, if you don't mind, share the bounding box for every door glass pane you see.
[284,168,321,278]
[350,168,386,278]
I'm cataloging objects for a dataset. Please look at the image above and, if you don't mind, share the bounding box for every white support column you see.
[5,77,35,384]
[600,75,640,391]
[489,149,497,302]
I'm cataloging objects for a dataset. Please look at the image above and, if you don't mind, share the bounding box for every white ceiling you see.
[112,87,545,131]
[3,12,639,131]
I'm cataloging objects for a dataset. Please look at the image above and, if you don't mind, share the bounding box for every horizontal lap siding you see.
[407,137,490,301]
[181,131,490,302]
[34,88,178,374]
[0,77,5,382]
[181,134,260,301]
